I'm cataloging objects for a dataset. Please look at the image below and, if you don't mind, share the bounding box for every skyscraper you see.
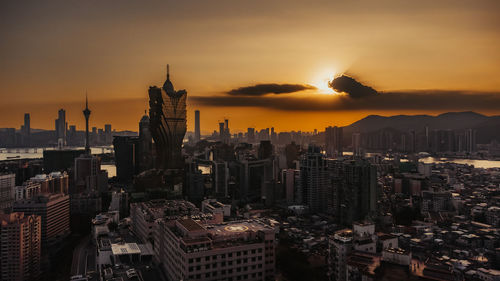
[0,212,41,281]
[352,132,361,157]
[148,65,187,170]
[465,128,477,153]
[139,112,153,171]
[22,113,31,146]
[55,109,67,146]
[219,122,225,142]
[325,126,343,157]
[194,110,200,142]
[300,145,329,213]
[330,159,378,226]
[83,95,91,155]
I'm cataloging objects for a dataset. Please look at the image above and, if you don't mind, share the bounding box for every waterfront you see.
[0,146,116,177]
[419,157,500,169]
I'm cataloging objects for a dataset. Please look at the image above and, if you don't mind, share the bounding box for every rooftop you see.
[111,243,141,256]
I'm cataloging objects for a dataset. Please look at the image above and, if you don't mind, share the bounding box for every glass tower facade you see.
[148,66,187,169]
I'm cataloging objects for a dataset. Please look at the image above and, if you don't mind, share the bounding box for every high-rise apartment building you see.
[13,193,70,249]
[325,126,343,157]
[352,132,362,157]
[465,128,477,153]
[281,169,300,204]
[0,212,41,281]
[0,173,15,210]
[328,229,353,281]
[148,65,187,169]
[300,145,329,213]
[330,159,378,226]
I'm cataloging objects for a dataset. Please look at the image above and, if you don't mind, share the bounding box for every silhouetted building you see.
[258,140,273,159]
[352,132,362,156]
[300,145,329,212]
[43,149,85,173]
[104,124,112,144]
[282,169,300,204]
[247,128,255,143]
[138,112,153,171]
[330,159,378,226]
[55,109,67,147]
[113,136,140,183]
[194,110,201,142]
[0,212,41,281]
[148,65,187,170]
[465,128,477,153]
[285,142,300,169]
[21,113,31,146]
[326,126,343,157]
[74,154,107,193]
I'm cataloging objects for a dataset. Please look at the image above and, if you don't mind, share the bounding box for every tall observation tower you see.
[83,94,91,155]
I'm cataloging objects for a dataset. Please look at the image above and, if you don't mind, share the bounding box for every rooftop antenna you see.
[167,64,170,80]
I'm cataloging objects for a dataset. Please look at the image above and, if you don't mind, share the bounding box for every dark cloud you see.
[227,83,315,96]
[190,90,500,111]
[328,75,378,98]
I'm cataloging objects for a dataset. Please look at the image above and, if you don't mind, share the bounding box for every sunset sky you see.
[1,0,499,133]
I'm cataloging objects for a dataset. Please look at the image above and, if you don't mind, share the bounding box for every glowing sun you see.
[311,68,340,94]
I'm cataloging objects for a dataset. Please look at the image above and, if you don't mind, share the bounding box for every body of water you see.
[0,146,116,177]
[419,157,500,169]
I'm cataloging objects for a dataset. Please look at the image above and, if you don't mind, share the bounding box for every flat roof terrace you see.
[206,220,273,238]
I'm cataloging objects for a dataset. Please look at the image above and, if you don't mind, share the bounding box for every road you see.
[70,235,94,277]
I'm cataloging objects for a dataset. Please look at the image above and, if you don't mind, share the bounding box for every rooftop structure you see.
[155,218,276,281]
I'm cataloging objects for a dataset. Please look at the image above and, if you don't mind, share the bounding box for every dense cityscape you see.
[0,68,499,281]
[2,1,500,281]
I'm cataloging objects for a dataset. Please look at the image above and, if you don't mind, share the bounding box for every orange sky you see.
[1,0,499,132]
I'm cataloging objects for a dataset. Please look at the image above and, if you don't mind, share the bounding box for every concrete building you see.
[0,173,16,210]
[0,212,41,281]
[13,193,70,249]
[328,229,353,281]
[325,126,343,157]
[130,200,213,245]
[330,159,378,225]
[201,199,231,218]
[74,154,107,193]
[154,218,276,281]
[300,145,329,213]
[15,181,41,201]
[281,169,300,205]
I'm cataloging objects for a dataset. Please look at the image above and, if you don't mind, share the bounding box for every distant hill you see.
[343,111,500,144]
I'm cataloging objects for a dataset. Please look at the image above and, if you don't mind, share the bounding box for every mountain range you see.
[343,111,500,144]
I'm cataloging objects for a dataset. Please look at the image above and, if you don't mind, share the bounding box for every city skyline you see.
[2,2,500,281]
[1,0,500,131]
